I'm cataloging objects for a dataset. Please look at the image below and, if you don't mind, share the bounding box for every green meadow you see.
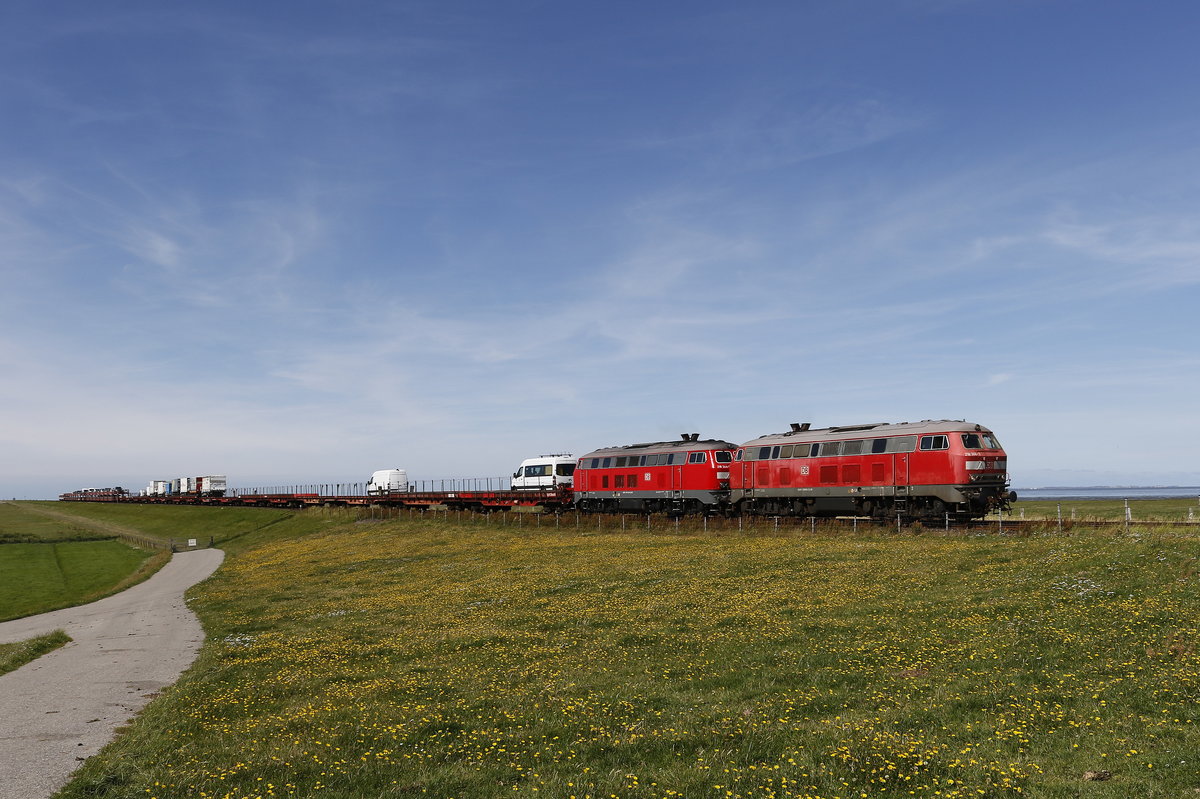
[0,502,172,621]
[12,501,1191,799]
[1009,497,1200,524]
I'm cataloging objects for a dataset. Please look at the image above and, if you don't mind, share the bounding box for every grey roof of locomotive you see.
[580,437,738,459]
[742,420,994,449]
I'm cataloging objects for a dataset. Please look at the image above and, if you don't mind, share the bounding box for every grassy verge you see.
[1009,497,1200,523]
[21,501,317,552]
[0,540,169,621]
[0,629,71,676]
[58,517,1200,799]
[0,501,114,543]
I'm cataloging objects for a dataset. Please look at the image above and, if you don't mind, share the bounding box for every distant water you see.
[1015,486,1200,500]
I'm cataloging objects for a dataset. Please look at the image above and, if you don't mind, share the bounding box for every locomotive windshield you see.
[961,433,1002,450]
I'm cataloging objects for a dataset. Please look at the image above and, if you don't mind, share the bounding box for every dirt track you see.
[0,548,224,799]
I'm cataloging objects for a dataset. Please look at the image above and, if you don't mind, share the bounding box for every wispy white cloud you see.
[1042,214,1200,289]
[638,92,926,173]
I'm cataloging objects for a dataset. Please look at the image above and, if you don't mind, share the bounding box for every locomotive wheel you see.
[924,498,946,519]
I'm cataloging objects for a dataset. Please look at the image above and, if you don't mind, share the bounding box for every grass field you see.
[0,501,327,623]
[0,501,114,543]
[1009,497,1200,524]
[0,630,71,676]
[20,501,323,553]
[49,510,1198,799]
[0,539,168,621]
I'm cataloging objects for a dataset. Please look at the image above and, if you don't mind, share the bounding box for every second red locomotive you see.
[732,420,1010,521]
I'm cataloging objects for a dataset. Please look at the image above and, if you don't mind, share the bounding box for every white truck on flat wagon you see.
[367,469,409,495]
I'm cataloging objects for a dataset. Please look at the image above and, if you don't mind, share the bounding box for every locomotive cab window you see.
[715,451,733,463]
[919,435,949,451]
[688,452,707,464]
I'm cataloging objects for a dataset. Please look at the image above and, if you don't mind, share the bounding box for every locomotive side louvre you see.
[731,420,1011,521]
[574,434,738,515]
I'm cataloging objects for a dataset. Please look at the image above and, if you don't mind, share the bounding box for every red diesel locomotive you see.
[732,420,1011,520]
[573,434,737,515]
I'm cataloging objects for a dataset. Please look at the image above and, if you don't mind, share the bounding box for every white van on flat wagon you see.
[512,454,575,490]
[367,469,409,494]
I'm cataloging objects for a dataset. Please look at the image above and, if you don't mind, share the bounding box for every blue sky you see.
[3,1,1199,498]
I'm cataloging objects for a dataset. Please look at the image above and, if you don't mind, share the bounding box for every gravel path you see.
[0,548,224,799]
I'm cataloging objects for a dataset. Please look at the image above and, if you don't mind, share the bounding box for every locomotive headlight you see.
[965,460,986,470]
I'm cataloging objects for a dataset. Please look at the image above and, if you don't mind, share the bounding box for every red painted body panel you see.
[573,439,736,503]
